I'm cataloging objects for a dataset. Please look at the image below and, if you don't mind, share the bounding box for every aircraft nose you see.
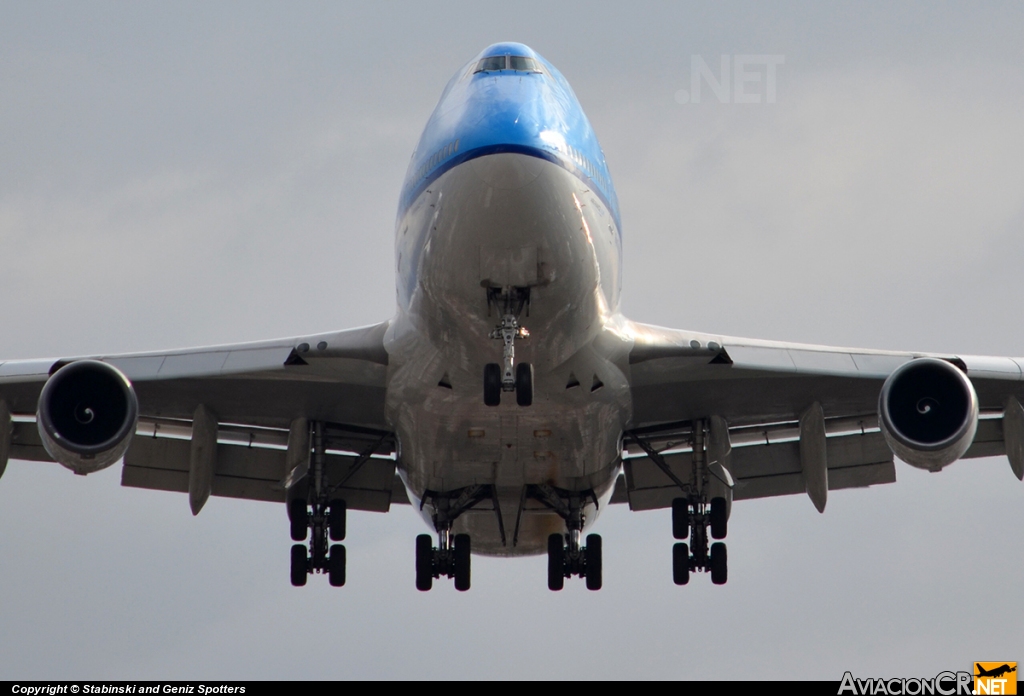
[470,152,543,190]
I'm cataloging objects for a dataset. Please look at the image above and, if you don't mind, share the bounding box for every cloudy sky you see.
[1,1,1022,680]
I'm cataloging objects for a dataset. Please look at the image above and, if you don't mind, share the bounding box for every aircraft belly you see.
[387,153,628,556]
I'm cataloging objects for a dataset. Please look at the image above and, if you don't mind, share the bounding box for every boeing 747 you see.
[2,43,1022,591]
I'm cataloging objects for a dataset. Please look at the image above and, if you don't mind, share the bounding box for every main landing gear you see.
[517,484,602,590]
[669,419,728,585]
[414,485,504,592]
[548,531,602,591]
[484,287,533,407]
[416,530,471,592]
[671,495,728,586]
[288,422,347,587]
[627,418,731,586]
[289,498,347,587]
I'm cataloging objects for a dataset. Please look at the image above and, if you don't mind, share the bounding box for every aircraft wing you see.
[0,320,406,511]
[620,320,1024,510]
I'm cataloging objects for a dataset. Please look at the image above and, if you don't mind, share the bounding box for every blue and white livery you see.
[2,43,1022,592]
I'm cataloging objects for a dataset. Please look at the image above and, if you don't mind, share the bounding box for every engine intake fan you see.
[37,360,139,475]
[878,357,978,471]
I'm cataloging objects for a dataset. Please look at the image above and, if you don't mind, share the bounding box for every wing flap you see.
[622,430,896,511]
[963,416,1005,459]
[729,460,897,502]
[731,433,896,501]
[9,421,50,463]
[121,436,406,510]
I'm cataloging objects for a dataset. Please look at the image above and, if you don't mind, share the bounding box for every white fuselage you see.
[384,153,630,555]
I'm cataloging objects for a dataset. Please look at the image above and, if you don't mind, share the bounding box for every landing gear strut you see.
[416,530,471,592]
[414,485,504,592]
[672,495,728,585]
[627,419,731,586]
[548,531,602,591]
[518,484,602,590]
[485,287,533,407]
[288,422,347,587]
[669,420,728,585]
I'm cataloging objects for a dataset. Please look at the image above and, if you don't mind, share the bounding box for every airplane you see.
[1,41,1023,593]
[975,665,1016,679]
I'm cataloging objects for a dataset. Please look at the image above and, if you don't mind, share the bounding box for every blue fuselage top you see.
[397,42,621,231]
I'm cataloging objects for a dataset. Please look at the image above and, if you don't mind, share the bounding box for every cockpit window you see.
[508,56,540,72]
[474,55,543,73]
[475,56,508,72]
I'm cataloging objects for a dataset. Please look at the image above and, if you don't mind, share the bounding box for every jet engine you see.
[878,357,978,471]
[37,360,139,474]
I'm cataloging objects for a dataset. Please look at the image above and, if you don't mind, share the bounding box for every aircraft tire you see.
[415,534,434,592]
[328,544,346,587]
[288,499,308,541]
[290,544,308,587]
[483,363,502,406]
[547,533,565,591]
[710,542,727,585]
[673,542,689,585]
[329,499,347,541]
[453,533,471,591]
[710,497,727,540]
[584,534,602,591]
[671,498,689,540]
[515,362,533,407]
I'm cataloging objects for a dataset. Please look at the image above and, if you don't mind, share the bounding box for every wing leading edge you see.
[619,320,1024,511]
[0,321,404,510]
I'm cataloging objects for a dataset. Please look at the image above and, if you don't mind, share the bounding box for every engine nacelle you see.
[878,357,978,471]
[37,360,139,475]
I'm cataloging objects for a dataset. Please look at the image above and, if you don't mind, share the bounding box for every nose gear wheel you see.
[484,287,533,406]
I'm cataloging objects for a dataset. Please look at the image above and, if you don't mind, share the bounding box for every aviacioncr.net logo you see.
[974,663,1017,695]
[838,671,973,696]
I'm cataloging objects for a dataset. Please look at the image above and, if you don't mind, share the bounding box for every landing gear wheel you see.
[584,534,602,591]
[710,542,728,585]
[415,534,434,591]
[515,362,533,407]
[710,497,727,540]
[329,499,347,541]
[672,542,690,585]
[672,498,689,540]
[328,544,346,587]
[288,499,308,541]
[453,534,471,591]
[483,363,502,407]
[547,533,565,591]
[290,544,308,587]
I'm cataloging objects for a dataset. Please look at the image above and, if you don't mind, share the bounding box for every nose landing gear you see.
[484,287,533,407]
